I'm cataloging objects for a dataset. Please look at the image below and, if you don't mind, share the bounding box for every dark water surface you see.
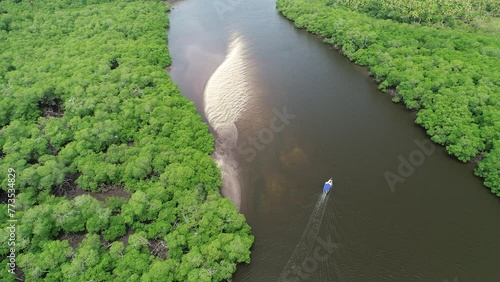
[167,0,500,281]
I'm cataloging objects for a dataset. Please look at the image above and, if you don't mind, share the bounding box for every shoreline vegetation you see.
[277,0,500,195]
[0,0,253,281]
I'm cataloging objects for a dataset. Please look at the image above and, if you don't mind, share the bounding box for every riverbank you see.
[277,0,500,196]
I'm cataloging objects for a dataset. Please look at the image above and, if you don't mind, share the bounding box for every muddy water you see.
[167,0,500,281]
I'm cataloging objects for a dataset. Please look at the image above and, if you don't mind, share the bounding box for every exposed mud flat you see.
[204,36,251,209]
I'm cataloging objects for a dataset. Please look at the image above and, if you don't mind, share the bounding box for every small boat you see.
[323,177,333,193]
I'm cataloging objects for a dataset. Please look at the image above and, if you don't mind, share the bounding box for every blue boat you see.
[323,177,333,193]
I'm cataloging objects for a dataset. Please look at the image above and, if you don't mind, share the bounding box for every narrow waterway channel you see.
[167,0,500,280]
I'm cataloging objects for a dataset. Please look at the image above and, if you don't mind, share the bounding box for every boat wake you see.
[278,192,329,281]
[238,191,344,281]
[204,35,251,209]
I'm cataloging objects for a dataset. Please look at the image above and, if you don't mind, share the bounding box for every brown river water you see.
[166,0,500,281]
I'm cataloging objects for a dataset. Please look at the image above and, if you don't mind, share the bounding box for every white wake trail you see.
[278,192,329,281]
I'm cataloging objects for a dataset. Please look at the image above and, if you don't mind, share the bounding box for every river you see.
[166,0,500,281]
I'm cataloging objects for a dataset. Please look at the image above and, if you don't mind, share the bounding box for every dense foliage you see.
[277,0,500,194]
[327,0,500,26]
[0,0,253,281]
